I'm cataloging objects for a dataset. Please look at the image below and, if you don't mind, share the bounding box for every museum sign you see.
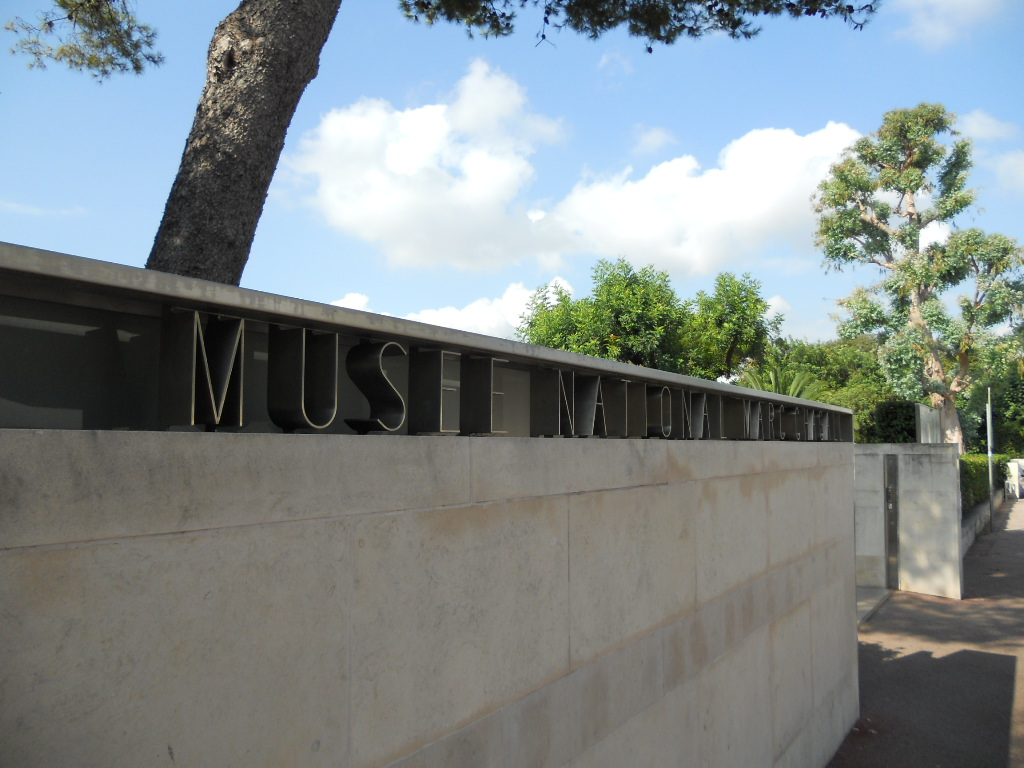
[0,243,853,441]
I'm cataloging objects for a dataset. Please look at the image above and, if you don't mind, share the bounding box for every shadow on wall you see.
[0,315,153,429]
[828,643,1015,768]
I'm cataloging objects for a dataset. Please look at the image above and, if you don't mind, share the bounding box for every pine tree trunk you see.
[146,0,343,285]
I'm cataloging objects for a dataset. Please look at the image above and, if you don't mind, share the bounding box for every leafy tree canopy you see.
[984,367,1024,454]
[741,335,898,439]
[681,272,781,380]
[739,364,826,401]
[958,331,1024,452]
[517,259,689,371]
[814,102,1024,450]
[517,260,779,379]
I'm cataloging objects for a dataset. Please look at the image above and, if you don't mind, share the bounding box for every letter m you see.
[159,309,244,428]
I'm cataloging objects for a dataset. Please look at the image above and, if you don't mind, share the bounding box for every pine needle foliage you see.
[6,0,162,79]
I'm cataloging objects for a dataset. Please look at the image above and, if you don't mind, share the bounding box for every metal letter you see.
[573,374,601,437]
[672,389,690,440]
[460,356,508,435]
[744,400,762,440]
[530,368,580,437]
[592,378,609,437]
[529,368,558,436]
[267,326,339,431]
[159,309,244,429]
[344,341,407,434]
[692,392,710,439]
[626,382,647,437]
[723,397,751,439]
[707,395,724,439]
[805,409,817,441]
[647,386,672,438]
[791,406,804,441]
[602,379,629,437]
[408,348,460,434]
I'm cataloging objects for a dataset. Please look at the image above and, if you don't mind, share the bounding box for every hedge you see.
[959,453,1014,517]
[861,400,918,444]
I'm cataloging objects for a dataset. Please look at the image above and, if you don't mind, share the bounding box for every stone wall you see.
[961,487,1004,556]
[854,443,962,599]
[914,404,942,444]
[1,430,857,768]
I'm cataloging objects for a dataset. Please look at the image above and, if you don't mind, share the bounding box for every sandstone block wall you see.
[1,431,857,767]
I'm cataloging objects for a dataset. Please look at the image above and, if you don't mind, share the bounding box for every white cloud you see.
[546,122,860,275]
[410,277,571,338]
[992,150,1024,194]
[919,221,951,249]
[289,63,861,279]
[632,126,676,155]
[547,276,574,296]
[597,51,634,75]
[334,278,573,339]
[889,0,1006,47]
[958,110,1018,141]
[287,59,563,270]
[404,282,534,338]
[766,295,791,320]
[330,292,371,311]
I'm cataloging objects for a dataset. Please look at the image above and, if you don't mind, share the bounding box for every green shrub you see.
[959,453,1014,516]
[860,400,917,443]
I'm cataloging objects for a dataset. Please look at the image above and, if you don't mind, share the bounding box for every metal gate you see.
[884,454,900,589]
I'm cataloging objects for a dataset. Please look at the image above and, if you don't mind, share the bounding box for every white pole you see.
[987,387,995,532]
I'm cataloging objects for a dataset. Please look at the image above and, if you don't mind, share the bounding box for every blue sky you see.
[3,0,1023,341]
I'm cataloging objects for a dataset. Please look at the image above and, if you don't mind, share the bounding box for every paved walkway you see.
[828,498,1024,768]
[856,586,892,625]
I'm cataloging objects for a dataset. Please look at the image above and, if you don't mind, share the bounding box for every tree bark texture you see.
[935,393,965,454]
[912,287,966,452]
[146,0,343,285]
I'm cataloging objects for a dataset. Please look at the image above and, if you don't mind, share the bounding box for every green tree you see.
[518,262,780,379]
[517,259,688,371]
[680,273,781,380]
[814,103,1024,452]
[746,335,898,440]
[739,364,826,401]
[784,335,896,413]
[5,0,162,77]
[958,332,1024,452]
[9,1,877,285]
[989,369,1024,454]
